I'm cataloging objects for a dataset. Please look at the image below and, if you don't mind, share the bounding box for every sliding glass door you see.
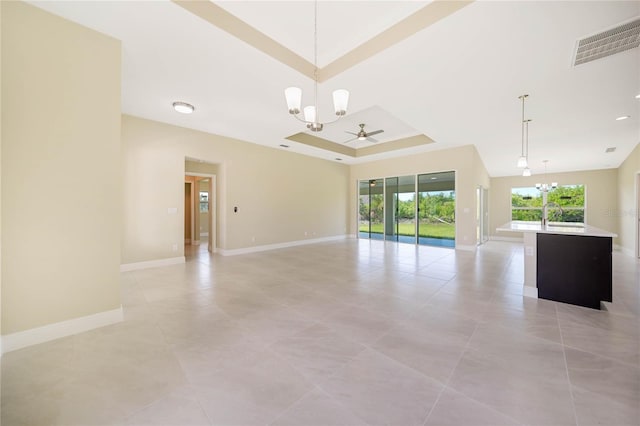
[359,172,455,247]
[417,172,455,247]
[358,179,384,240]
[384,176,416,243]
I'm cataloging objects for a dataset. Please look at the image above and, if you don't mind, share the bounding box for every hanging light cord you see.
[313,0,318,123]
[521,96,525,157]
[525,118,530,159]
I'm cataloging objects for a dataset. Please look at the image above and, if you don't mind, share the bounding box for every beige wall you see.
[122,115,350,263]
[186,160,219,175]
[489,169,619,243]
[617,143,640,256]
[349,145,491,248]
[1,2,121,334]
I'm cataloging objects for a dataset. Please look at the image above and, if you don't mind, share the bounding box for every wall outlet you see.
[304,231,308,236]
[525,246,534,256]
[172,243,178,251]
[168,207,178,214]
[251,236,256,243]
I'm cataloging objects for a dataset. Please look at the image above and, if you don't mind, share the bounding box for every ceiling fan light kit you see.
[344,123,384,144]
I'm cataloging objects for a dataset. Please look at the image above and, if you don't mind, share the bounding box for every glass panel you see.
[199,191,209,212]
[385,177,398,241]
[397,175,416,244]
[359,179,384,240]
[358,180,371,239]
[547,185,585,224]
[369,179,384,240]
[511,187,543,221]
[417,171,455,247]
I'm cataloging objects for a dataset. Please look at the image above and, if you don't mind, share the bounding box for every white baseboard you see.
[218,235,349,256]
[455,244,476,252]
[490,236,524,243]
[523,286,538,298]
[617,245,635,257]
[120,256,185,272]
[1,306,123,355]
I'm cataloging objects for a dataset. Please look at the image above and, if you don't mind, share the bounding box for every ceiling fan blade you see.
[366,137,379,143]
[343,137,358,144]
[345,131,358,136]
[366,130,384,137]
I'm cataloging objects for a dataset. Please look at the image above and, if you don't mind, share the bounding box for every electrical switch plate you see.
[168,207,178,214]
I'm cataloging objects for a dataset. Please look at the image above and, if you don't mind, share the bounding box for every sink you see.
[545,224,585,233]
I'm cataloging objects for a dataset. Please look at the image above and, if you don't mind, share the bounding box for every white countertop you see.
[497,221,617,238]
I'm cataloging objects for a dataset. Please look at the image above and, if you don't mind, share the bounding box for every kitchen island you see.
[497,221,617,309]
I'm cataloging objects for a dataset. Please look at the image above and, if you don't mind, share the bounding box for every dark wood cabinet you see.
[537,233,612,309]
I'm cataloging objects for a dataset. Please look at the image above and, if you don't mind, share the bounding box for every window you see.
[511,185,585,224]
[199,191,209,213]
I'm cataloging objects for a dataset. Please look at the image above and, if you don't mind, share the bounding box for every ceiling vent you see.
[573,17,640,66]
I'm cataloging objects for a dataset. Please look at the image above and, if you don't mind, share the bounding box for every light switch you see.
[168,207,178,214]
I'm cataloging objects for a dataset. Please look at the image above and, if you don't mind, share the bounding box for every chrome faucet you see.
[542,202,563,226]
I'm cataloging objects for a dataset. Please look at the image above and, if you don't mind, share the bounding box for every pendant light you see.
[284,0,349,132]
[517,94,532,176]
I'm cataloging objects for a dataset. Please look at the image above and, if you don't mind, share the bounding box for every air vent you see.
[605,147,616,153]
[573,17,640,66]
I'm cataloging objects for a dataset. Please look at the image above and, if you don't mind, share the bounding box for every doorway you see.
[185,173,216,253]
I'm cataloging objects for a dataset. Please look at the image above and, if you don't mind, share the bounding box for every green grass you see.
[359,222,454,239]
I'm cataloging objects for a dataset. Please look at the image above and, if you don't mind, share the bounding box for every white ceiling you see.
[29,0,640,177]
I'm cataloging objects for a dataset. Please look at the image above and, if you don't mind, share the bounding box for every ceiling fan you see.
[344,123,384,143]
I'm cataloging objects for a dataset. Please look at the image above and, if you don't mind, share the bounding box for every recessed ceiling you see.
[284,105,434,158]
[28,0,640,176]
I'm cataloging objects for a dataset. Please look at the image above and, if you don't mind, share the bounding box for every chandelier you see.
[517,94,532,176]
[536,160,557,192]
[284,1,349,132]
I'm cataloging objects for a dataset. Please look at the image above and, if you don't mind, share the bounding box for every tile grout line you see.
[420,319,482,426]
[260,322,372,426]
[420,288,524,426]
[555,303,580,426]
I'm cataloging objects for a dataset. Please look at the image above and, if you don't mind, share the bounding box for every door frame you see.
[636,172,640,258]
[186,172,217,253]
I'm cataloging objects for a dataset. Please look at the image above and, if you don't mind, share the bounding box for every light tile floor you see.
[2,240,639,425]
